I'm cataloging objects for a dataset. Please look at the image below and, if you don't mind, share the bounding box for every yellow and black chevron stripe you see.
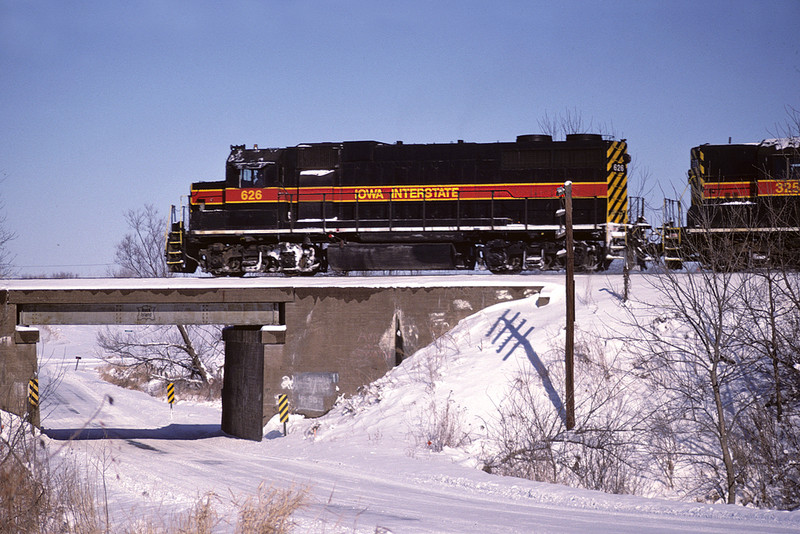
[28,378,39,407]
[278,394,289,423]
[689,147,705,204]
[606,141,628,224]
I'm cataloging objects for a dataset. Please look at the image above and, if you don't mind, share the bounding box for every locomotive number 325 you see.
[775,181,800,195]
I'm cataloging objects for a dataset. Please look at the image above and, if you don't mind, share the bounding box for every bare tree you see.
[97,324,217,386]
[0,173,16,278]
[730,113,800,507]
[537,108,618,140]
[625,209,775,505]
[99,204,221,390]
[110,204,169,278]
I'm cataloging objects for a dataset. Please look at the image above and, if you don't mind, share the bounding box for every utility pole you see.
[557,181,576,430]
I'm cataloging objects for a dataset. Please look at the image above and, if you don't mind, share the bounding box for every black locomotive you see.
[680,138,800,265]
[166,134,631,276]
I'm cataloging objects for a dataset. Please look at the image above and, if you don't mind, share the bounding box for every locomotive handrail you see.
[269,185,557,233]
[491,191,495,230]
[456,190,461,231]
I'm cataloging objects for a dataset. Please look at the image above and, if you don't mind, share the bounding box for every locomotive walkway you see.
[1,275,550,439]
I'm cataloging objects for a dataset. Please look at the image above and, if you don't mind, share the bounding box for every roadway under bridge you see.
[1,276,548,440]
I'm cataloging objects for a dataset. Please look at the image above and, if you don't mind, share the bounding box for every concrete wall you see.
[271,285,543,421]
[0,293,39,425]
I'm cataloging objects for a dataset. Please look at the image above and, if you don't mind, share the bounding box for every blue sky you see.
[1,0,798,276]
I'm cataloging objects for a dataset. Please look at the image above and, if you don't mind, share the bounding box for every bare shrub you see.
[99,362,155,391]
[645,410,681,491]
[0,412,106,533]
[482,373,561,482]
[233,483,308,534]
[415,391,471,452]
[484,330,646,496]
[731,404,800,509]
[176,492,220,534]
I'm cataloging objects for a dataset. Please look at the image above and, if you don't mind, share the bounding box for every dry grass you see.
[98,363,222,402]
[0,412,104,534]
[1,411,308,533]
[98,362,154,391]
[0,449,45,534]
[232,483,309,534]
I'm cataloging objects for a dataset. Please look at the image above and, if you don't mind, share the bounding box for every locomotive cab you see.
[226,144,283,188]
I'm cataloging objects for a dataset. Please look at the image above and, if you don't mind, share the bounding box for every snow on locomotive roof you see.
[758,138,800,149]
[704,138,799,149]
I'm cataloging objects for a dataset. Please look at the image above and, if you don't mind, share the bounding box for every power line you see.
[16,263,114,268]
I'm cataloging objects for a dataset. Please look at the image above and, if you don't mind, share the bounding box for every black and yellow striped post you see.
[167,382,175,409]
[278,394,289,436]
[28,378,39,408]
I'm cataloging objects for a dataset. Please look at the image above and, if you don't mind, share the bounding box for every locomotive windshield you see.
[772,156,800,180]
[238,162,276,188]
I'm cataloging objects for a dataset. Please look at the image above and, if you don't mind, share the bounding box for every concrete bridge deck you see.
[2,275,553,439]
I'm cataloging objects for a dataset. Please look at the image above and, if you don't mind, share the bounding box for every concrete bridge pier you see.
[221,324,285,440]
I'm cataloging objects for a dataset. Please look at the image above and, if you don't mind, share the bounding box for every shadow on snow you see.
[487,309,566,424]
[43,423,225,442]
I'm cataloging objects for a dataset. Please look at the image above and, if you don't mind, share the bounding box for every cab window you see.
[240,163,279,187]
[770,155,800,180]
[240,168,265,187]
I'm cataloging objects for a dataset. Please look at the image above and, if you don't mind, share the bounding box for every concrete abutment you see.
[0,293,40,426]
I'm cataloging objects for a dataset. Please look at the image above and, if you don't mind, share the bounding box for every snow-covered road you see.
[33,277,800,533]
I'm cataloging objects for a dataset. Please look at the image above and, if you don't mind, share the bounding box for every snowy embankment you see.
[33,275,800,533]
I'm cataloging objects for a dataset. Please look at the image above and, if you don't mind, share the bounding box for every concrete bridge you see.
[1,276,548,440]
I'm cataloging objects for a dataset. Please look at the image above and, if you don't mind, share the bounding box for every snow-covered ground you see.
[30,274,800,533]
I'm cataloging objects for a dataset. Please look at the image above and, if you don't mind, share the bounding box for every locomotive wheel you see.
[278,242,321,276]
[485,240,523,274]
[297,245,321,275]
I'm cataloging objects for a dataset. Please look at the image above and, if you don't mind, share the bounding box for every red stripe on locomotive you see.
[702,182,752,199]
[192,182,608,205]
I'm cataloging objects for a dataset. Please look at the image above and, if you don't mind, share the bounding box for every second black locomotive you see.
[681,138,800,266]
